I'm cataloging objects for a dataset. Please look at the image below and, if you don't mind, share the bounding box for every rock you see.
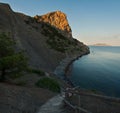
[34,11,72,38]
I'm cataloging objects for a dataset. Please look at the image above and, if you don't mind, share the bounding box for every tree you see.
[0,33,27,81]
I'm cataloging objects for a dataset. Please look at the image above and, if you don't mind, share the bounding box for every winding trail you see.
[37,95,66,113]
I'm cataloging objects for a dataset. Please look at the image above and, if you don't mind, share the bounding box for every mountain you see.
[92,43,111,46]
[0,3,89,72]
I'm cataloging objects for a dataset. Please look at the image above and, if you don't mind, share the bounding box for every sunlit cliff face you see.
[34,11,72,37]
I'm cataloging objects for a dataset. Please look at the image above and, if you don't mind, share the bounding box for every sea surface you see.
[69,46,120,97]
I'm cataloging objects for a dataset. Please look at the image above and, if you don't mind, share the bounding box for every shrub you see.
[27,68,45,76]
[35,77,60,92]
[41,23,77,53]
[0,33,28,81]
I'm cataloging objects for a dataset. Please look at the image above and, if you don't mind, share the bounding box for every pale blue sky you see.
[1,0,120,46]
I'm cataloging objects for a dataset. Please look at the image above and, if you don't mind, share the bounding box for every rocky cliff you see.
[34,11,72,38]
[0,3,89,72]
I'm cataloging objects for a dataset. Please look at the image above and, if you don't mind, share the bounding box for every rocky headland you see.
[1,3,119,113]
[0,3,89,73]
[0,2,89,113]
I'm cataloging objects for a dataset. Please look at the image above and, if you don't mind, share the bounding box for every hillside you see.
[1,3,120,113]
[0,3,89,73]
[0,3,89,112]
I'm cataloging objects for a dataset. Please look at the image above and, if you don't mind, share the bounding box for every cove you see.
[69,46,120,97]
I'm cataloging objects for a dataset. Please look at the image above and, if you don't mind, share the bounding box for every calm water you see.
[69,46,120,97]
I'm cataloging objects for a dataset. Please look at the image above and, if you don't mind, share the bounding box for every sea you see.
[69,46,120,98]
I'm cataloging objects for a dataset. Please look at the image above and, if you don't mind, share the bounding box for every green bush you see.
[0,33,28,81]
[27,68,45,76]
[35,77,60,92]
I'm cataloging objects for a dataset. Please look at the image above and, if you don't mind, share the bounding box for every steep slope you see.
[0,3,89,72]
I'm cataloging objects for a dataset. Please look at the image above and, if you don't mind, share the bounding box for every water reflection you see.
[70,46,120,97]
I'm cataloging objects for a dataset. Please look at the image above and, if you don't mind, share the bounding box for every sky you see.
[0,0,120,46]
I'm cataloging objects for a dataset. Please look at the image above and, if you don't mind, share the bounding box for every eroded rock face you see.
[34,11,72,37]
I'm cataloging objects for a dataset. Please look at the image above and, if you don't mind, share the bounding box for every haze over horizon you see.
[1,0,120,46]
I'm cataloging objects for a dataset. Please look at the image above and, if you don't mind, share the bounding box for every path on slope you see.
[37,94,66,113]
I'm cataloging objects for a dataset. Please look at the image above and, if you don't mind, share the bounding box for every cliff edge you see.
[0,3,89,73]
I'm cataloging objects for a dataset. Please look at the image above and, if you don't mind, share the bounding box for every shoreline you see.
[54,49,120,113]
[64,52,90,87]
[55,48,120,98]
[54,50,90,87]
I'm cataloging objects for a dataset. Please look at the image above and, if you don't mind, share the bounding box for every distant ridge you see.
[91,43,111,46]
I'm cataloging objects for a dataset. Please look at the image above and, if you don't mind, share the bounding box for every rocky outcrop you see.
[0,3,89,73]
[34,11,72,38]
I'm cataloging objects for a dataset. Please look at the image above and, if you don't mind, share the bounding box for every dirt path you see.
[37,95,66,113]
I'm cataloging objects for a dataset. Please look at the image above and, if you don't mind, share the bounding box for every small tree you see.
[0,33,27,81]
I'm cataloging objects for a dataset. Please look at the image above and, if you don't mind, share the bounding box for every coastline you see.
[54,50,90,87]
[54,49,120,113]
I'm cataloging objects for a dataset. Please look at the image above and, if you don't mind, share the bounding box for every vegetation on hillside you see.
[27,68,45,76]
[36,77,60,92]
[0,33,27,81]
[41,23,78,53]
[24,17,85,53]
